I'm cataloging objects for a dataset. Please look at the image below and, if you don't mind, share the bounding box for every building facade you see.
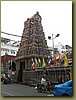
[55,42,72,65]
[1,37,19,56]
[1,37,19,74]
[1,55,16,74]
[55,42,72,54]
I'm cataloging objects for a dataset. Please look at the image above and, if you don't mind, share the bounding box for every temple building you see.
[15,12,72,84]
[15,12,50,83]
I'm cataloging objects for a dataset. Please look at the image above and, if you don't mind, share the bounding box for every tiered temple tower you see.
[15,12,50,82]
[17,11,49,57]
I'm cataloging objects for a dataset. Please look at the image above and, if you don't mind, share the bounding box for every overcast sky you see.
[1,1,72,47]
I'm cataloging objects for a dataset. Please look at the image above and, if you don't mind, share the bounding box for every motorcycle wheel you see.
[37,87,42,92]
[3,80,7,84]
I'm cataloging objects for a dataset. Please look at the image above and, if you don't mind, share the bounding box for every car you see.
[53,80,72,96]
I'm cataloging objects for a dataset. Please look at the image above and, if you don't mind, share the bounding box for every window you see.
[62,46,64,49]
[1,48,9,52]
[11,50,15,54]
[6,49,9,52]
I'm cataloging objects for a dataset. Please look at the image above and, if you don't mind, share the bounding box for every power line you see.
[1,31,22,37]
[1,37,21,43]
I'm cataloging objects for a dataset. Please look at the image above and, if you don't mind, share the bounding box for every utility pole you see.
[48,34,60,57]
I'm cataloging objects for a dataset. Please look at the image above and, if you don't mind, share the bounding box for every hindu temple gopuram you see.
[15,12,72,84]
[15,12,50,83]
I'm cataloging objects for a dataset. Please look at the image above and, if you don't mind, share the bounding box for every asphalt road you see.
[1,83,54,96]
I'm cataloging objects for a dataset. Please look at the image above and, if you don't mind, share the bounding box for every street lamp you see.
[48,34,60,57]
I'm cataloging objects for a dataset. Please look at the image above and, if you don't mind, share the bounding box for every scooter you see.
[2,74,13,84]
[3,77,12,84]
[36,81,54,93]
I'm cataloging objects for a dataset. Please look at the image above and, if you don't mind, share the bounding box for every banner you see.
[42,57,46,68]
[55,53,60,67]
[35,58,38,67]
[38,58,41,67]
[32,58,35,69]
[60,55,64,66]
[11,59,12,66]
[47,56,51,68]
[63,53,68,67]
[38,58,41,64]
[69,71,72,80]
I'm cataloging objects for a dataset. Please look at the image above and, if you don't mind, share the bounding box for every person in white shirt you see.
[41,75,47,90]
[41,77,46,84]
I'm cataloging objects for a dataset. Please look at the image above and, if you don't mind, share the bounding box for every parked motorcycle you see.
[1,73,13,84]
[36,80,54,93]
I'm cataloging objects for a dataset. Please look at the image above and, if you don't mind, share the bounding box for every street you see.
[1,83,54,96]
